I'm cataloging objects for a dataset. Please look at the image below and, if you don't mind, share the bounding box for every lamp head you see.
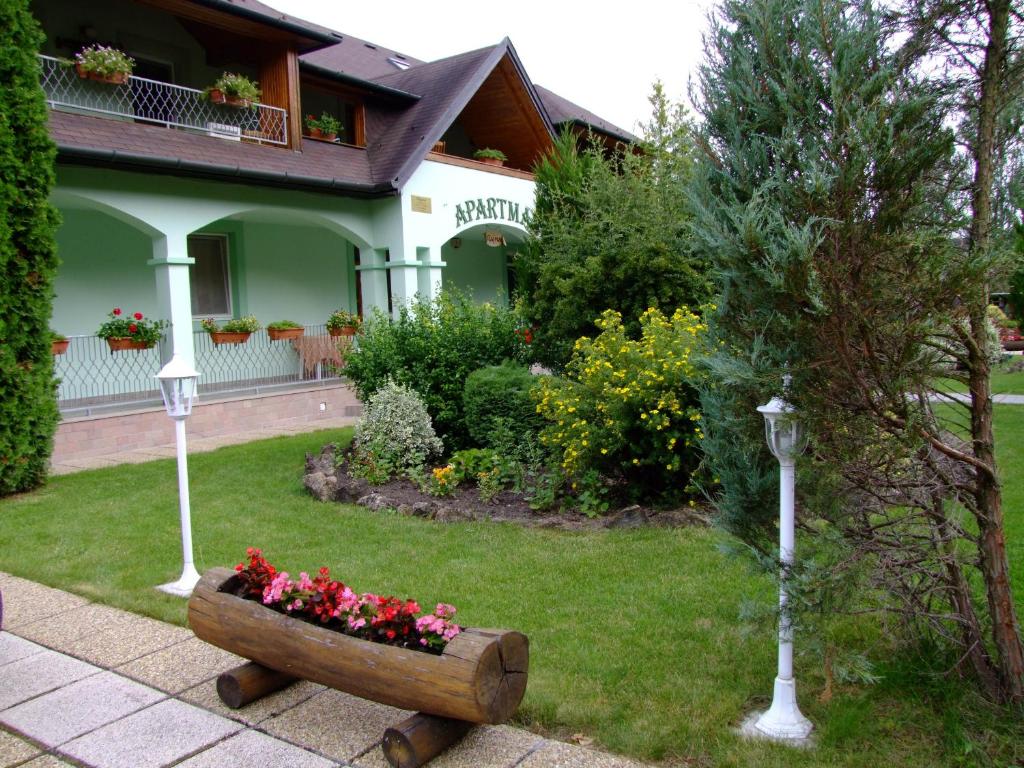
[757,394,805,462]
[156,354,200,420]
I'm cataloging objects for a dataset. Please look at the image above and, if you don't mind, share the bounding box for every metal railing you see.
[38,54,288,146]
[55,325,347,416]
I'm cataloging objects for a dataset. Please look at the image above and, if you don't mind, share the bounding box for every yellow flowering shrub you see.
[533,307,706,499]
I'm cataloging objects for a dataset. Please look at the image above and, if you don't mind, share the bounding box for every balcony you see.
[54,325,348,416]
[38,55,289,147]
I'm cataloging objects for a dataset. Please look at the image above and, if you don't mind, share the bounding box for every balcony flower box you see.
[188,566,529,724]
[97,308,166,352]
[326,309,361,337]
[267,321,305,341]
[73,45,134,86]
[51,335,69,355]
[202,315,259,346]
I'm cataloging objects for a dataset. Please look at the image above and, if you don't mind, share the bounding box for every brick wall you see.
[52,384,362,463]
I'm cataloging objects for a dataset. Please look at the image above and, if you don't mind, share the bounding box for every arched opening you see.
[441,222,528,305]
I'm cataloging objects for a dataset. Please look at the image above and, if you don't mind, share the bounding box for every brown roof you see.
[201,0,341,49]
[49,111,387,196]
[533,84,636,143]
[300,32,424,81]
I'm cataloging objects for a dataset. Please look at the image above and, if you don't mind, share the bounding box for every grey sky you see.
[263,1,713,135]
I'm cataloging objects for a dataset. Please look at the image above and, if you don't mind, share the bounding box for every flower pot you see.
[321,132,337,142]
[106,337,152,352]
[210,331,251,345]
[267,327,305,341]
[75,64,128,85]
[307,127,323,139]
[478,156,505,167]
[207,88,227,104]
[328,325,358,338]
[188,567,528,724]
[51,339,69,355]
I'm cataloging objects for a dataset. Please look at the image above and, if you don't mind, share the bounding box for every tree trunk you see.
[966,0,1024,702]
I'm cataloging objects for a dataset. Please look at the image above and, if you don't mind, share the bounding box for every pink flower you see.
[298,572,314,591]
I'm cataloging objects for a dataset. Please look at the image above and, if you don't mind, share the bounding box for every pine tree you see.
[692,0,1024,700]
[0,0,61,493]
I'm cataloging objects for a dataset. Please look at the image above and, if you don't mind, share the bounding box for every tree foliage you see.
[0,0,60,494]
[693,0,1024,702]
[516,89,712,369]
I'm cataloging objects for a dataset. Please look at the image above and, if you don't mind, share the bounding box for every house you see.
[32,0,634,462]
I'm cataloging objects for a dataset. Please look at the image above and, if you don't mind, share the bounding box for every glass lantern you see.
[156,354,200,420]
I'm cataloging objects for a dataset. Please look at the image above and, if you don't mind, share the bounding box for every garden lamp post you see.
[754,379,813,740]
[155,354,201,597]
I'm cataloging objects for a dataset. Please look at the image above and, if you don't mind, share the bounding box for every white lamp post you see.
[753,380,813,741]
[155,354,201,597]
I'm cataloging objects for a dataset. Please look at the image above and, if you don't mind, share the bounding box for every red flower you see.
[133,312,143,320]
[128,323,138,334]
[113,307,122,316]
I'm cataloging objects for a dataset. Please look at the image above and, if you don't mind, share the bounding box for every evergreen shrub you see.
[462,363,543,448]
[343,291,529,449]
[534,307,706,503]
[0,0,61,494]
[350,381,443,483]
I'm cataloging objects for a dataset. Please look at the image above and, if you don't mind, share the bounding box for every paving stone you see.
[353,724,542,768]
[0,582,89,631]
[517,741,652,768]
[60,698,241,768]
[19,755,76,768]
[61,618,190,668]
[114,637,243,693]
[181,677,325,725]
[175,729,338,768]
[17,605,189,666]
[0,728,41,767]
[0,650,97,710]
[0,634,46,667]
[262,689,410,762]
[1,671,164,747]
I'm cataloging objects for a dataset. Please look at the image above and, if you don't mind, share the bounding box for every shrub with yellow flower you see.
[533,307,706,501]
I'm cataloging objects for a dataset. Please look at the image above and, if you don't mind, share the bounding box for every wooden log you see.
[188,567,529,724]
[382,712,473,768]
[216,661,298,708]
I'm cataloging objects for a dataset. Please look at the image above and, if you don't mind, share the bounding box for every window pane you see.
[188,236,230,316]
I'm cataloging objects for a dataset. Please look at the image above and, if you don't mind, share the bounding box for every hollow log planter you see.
[188,568,529,724]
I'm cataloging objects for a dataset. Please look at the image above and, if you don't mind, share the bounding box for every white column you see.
[356,248,390,316]
[148,234,195,366]
[388,243,421,315]
[417,246,445,302]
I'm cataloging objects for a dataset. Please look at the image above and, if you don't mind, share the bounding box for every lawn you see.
[941,355,1024,395]
[2,424,1024,766]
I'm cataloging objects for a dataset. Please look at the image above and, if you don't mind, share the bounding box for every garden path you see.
[0,572,647,768]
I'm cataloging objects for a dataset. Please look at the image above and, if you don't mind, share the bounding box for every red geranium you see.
[133,312,143,320]
[113,307,122,316]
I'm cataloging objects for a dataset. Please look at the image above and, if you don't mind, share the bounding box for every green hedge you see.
[462,363,543,448]
[0,0,61,494]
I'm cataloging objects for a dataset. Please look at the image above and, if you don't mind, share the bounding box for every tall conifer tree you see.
[0,0,61,493]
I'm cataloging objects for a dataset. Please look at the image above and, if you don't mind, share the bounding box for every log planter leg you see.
[382,712,474,768]
[216,661,298,709]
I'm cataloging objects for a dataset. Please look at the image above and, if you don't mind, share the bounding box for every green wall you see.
[52,208,157,336]
[234,221,354,325]
[441,239,508,305]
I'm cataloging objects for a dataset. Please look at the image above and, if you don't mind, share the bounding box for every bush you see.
[534,307,706,503]
[0,0,61,494]
[343,291,530,449]
[462,363,544,448]
[350,381,443,483]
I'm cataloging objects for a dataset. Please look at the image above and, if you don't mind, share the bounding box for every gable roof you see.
[193,0,341,49]
[534,84,637,144]
[300,31,425,80]
[365,39,555,187]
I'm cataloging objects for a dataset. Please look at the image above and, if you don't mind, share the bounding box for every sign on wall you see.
[454,197,532,228]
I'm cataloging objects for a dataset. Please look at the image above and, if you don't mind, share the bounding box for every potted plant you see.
[304,112,343,141]
[267,320,305,341]
[205,73,261,108]
[202,315,260,345]
[97,308,167,351]
[473,148,508,167]
[51,332,69,356]
[326,309,361,337]
[73,45,134,85]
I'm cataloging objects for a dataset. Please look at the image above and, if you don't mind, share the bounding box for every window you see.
[188,235,231,317]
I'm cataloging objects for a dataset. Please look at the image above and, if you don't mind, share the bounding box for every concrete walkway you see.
[0,573,644,768]
[49,416,358,476]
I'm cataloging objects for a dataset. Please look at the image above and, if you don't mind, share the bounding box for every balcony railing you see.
[38,54,288,147]
[54,325,348,417]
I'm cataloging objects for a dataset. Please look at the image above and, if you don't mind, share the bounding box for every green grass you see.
[2,425,1024,765]
[941,356,1024,395]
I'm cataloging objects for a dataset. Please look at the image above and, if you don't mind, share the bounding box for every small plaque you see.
[411,195,432,214]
